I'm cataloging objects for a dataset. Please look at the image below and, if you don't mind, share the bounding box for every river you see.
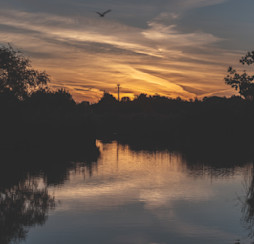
[1,140,254,244]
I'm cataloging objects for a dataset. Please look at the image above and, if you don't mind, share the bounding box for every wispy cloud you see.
[0,0,242,101]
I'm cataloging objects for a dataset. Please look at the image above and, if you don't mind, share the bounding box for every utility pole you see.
[117,84,120,102]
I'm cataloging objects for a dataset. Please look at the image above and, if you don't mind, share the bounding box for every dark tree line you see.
[92,92,253,146]
[90,50,254,152]
[0,45,96,149]
[1,44,254,151]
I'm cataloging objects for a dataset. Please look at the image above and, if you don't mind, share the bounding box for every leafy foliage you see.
[225,51,254,100]
[98,92,117,104]
[0,45,49,99]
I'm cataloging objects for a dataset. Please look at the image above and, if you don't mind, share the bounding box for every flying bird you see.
[96,9,111,17]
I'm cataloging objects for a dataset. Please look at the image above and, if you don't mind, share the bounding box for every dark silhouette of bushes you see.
[0,87,96,149]
[91,92,254,155]
[0,45,95,149]
[1,44,254,153]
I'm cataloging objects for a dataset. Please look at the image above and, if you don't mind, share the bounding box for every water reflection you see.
[34,141,250,244]
[112,138,254,179]
[0,145,100,244]
[241,164,254,240]
[1,140,254,244]
[0,177,55,244]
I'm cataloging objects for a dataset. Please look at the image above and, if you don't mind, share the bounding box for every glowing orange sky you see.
[0,0,252,102]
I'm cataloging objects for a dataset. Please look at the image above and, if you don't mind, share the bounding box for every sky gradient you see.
[1,0,253,102]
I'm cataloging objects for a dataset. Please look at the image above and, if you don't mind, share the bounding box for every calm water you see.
[2,140,254,244]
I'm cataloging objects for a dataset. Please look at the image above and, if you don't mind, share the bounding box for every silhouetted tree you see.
[98,92,117,105]
[225,51,254,100]
[121,96,130,103]
[0,45,49,99]
[28,88,75,110]
[135,93,148,102]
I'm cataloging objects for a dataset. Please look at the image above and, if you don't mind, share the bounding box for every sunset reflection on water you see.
[15,140,250,244]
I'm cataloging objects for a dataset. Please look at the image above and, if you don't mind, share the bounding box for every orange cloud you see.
[0,8,241,102]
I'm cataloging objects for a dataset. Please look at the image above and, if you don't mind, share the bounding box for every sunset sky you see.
[1,0,254,102]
